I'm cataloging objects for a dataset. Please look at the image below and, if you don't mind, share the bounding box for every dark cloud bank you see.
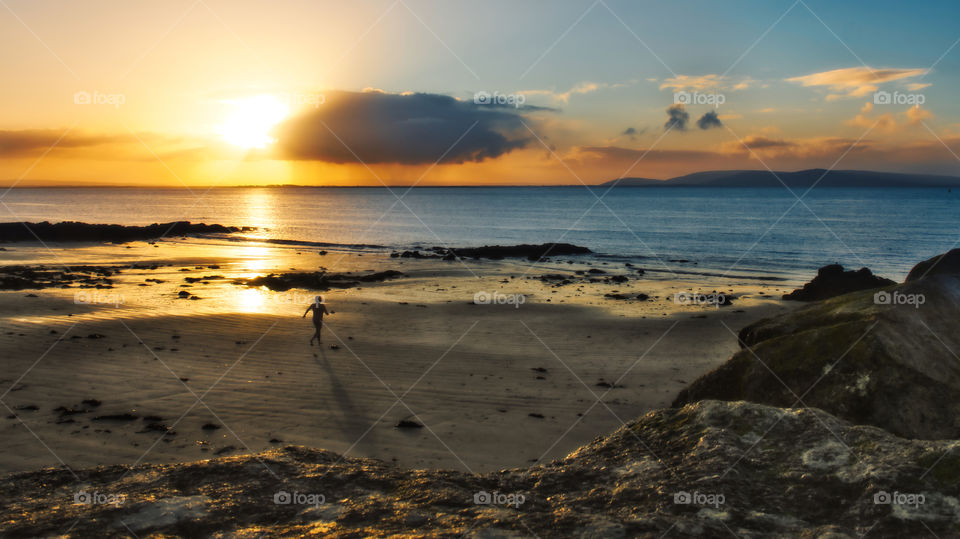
[273,90,535,165]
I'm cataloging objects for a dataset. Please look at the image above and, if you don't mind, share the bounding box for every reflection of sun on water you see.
[242,189,280,241]
[234,190,280,312]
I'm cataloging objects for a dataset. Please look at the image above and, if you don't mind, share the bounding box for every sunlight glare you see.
[219,95,289,149]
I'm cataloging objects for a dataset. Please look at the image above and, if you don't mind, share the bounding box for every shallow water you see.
[3,186,959,280]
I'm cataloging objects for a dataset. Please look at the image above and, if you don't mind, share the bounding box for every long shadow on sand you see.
[310,346,380,451]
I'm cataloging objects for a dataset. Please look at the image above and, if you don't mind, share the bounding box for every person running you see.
[302,295,330,345]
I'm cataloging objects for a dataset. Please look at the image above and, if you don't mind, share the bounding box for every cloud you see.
[664,105,689,131]
[0,129,193,160]
[522,80,631,103]
[845,101,934,132]
[272,90,535,164]
[787,67,927,99]
[696,111,723,130]
[0,129,125,156]
[659,74,755,91]
[906,106,933,125]
[719,135,874,160]
[620,126,646,141]
[846,101,897,133]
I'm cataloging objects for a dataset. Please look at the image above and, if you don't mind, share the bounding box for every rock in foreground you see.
[2,400,958,538]
[676,265,960,439]
[782,264,895,301]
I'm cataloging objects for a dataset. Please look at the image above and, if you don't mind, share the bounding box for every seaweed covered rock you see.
[675,258,960,440]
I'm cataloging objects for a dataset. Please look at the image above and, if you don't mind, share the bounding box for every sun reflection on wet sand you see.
[238,245,273,276]
[236,286,268,313]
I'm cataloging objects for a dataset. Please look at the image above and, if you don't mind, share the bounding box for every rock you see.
[446,243,591,260]
[783,264,895,301]
[0,221,251,243]
[238,270,403,292]
[675,261,960,439]
[905,248,960,281]
[4,401,960,537]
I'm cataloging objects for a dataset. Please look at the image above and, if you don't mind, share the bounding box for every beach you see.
[0,235,793,474]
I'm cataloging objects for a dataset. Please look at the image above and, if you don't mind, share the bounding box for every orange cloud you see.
[787,67,927,99]
[907,106,933,125]
[659,74,754,92]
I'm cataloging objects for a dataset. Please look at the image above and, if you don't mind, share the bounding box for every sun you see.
[218,95,290,149]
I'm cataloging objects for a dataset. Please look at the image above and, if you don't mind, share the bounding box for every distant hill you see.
[603,169,960,188]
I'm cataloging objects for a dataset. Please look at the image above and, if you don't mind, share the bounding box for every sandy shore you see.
[0,237,798,473]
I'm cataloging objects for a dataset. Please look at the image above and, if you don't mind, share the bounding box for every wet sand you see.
[0,237,798,473]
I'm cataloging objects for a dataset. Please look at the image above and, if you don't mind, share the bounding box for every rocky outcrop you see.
[4,400,960,538]
[0,265,127,290]
[675,261,960,440]
[237,270,404,292]
[782,264,895,301]
[0,221,251,243]
[391,243,592,261]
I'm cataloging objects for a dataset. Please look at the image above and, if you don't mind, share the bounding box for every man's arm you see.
[322,305,330,315]
[303,305,313,318]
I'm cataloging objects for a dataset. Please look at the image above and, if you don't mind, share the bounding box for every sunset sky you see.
[2,0,960,186]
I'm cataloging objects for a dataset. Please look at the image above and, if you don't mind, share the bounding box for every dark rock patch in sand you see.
[237,270,404,292]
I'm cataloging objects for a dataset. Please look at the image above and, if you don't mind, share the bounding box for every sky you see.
[2,0,960,186]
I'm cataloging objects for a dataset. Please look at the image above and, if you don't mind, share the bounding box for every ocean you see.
[2,186,958,281]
